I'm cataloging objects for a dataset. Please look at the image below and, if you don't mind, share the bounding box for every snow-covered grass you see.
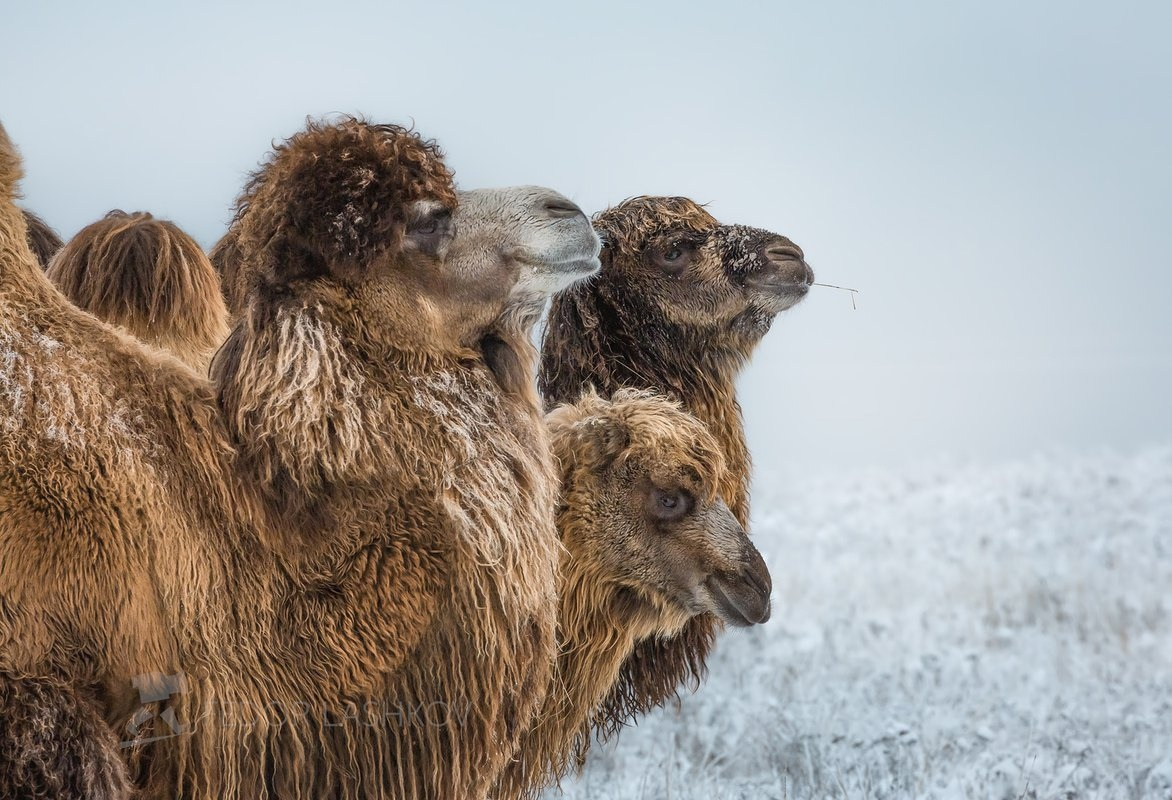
[555,447,1172,799]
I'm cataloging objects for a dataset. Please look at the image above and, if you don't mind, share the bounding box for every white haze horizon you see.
[4,0,1169,473]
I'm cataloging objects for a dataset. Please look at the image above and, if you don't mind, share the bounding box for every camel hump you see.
[0,121,25,203]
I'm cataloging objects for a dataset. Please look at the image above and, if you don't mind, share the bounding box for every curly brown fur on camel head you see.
[495,389,771,799]
[538,195,806,748]
[20,208,63,268]
[46,210,229,372]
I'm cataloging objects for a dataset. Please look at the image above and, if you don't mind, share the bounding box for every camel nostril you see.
[543,198,585,219]
[743,567,769,600]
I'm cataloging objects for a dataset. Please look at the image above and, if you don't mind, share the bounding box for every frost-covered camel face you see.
[591,196,813,344]
[452,186,600,318]
[550,391,773,630]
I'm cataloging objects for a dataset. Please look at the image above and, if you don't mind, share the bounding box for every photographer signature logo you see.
[120,671,190,748]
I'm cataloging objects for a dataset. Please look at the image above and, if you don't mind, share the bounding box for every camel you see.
[0,117,597,799]
[20,208,63,269]
[46,210,229,372]
[539,195,811,738]
[495,389,772,799]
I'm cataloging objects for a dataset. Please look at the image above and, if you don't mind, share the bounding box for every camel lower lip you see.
[554,258,601,276]
[748,281,810,295]
[707,577,770,627]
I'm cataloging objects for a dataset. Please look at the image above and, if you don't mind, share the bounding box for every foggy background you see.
[4,0,1169,474]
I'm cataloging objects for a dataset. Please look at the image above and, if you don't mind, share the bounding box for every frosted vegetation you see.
[559,447,1172,799]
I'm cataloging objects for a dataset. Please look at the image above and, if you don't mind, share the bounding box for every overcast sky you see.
[4,0,1169,474]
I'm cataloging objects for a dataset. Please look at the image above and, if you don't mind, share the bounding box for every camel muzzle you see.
[706,545,773,627]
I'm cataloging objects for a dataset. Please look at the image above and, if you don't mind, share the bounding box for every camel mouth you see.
[555,256,601,279]
[515,253,600,298]
[747,277,810,296]
[705,569,772,627]
[742,269,812,315]
[743,261,814,296]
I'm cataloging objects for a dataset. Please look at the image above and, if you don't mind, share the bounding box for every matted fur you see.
[20,208,63,269]
[0,119,558,799]
[0,671,132,799]
[45,210,229,372]
[539,195,807,742]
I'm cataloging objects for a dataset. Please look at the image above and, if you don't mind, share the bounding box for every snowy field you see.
[556,446,1172,800]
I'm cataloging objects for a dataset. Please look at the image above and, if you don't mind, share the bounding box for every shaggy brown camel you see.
[496,389,772,799]
[0,118,596,799]
[539,196,811,739]
[20,207,63,268]
[46,210,229,372]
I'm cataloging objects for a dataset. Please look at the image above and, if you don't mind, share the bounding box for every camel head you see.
[548,389,772,634]
[449,187,600,403]
[590,195,813,349]
[229,117,519,353]
[453,186,600,324]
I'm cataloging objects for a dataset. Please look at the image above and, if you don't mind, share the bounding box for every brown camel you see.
[0,117,593,799]
[539,195,811,738]
[20,208,63,269]
[495,389,771,799]
[46,210,229,372]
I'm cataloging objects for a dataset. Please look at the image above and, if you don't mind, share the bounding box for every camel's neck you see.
[499,559,679,798]
[482,298,545,419]
[541,286,753,526]
[212,301,478,546]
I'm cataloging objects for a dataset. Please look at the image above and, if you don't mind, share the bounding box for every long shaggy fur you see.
[0,672,132,800]
[0,118,558,799]
[45,210,229,372]
[20,208,63,269]
[1,120,242,798]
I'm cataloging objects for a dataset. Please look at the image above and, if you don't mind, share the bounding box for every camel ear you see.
[547,397,631,476]
[241,124,411,289]
[270,152,402,285]
[582,413,630,469]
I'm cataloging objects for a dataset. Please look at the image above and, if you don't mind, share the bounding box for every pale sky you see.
[3,0,1169,473]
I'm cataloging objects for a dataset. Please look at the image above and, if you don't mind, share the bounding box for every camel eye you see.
[651,239,695,274]
[407,211,451,253]
[647,486,694,522]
